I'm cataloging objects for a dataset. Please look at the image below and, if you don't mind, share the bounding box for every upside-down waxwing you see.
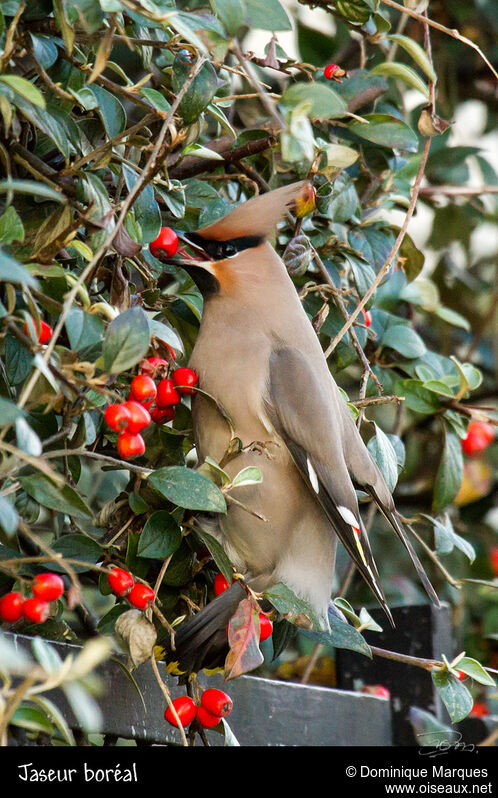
[163,182,439,673]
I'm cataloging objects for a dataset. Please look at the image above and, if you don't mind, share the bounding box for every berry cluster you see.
[165,688,233,730]
[214,572,273,643]
[0,572,64,625]
[107,567,155,610]
[104,357,198,459]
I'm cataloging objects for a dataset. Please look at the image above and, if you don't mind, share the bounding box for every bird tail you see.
[366,487,440,608]
[162,582,245,675]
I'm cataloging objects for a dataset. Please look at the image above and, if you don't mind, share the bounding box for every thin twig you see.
[324,136,432,358]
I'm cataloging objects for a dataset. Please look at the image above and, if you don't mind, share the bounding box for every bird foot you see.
[242,440,280,459]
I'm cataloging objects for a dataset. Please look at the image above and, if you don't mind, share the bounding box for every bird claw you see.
[242,440,280,459]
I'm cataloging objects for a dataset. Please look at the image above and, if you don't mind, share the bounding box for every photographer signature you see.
[417,731,476,758]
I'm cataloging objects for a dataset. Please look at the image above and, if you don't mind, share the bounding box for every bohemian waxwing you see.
[163,182,439,674]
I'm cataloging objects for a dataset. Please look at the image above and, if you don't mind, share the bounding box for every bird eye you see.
[222,242,238,258]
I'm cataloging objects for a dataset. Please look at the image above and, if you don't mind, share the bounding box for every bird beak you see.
[176,231,212,262]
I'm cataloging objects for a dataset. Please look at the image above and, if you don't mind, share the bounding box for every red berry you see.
[363,309,372,327]
[22,597,50,624]
[122,401,151,433]
[196,705,222,729]
[259,613,273,642]
[365,685,390,699]
[470,702,490,718]
[164,696,197,728]
[149,227,179,260]
[151,405,175,425]
[0,591,24,623]
[107,567,134,597]
[214,572,230,596]
[156,378,181,407]
[117,431,145,459]
[32,573,64,602]
[130,375,157,404]
[490,546,498,577]
[128,583,155,610]
[172,367,198,396]
[201,688,233,718]
[23,318,53,345]
[323,63,345,81]
[456,670,467,681]
[461,421,494,456]
[105,403,132,432]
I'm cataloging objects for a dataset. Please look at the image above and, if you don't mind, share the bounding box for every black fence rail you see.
[3,602,497,747]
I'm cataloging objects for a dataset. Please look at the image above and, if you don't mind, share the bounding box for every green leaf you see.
[349,114,418,152]
[0,248,38,288]
[381,325,426,358]
[18,474,93,520]
[231,466,263,488]
[30,33,59,69]
[122,164,161,244]
[11,705,53,735]
[0,397,25,426]
[89,84,126,138]
[129,492,149,515]
[172,57,218,125]
[421,513,475,562]
[434,306,471,331]
[395,379,441,414]
[280,82,348,120]
[433,427,464,514]
[423,379,455,399]
[454,657,496,686]
[28,695,75,746]
[50,534,103,572]
[386,34,437,82]
[0,179,63,203]
[399,232,425,282]
[210,0,246,35]
[11,97,69,159]
[0,205,24,245]
[15,417,42,457]
[264,582,321,628]
[139,88,171,114]
[408,707,455,747]
[367,423,399,492]
[137,511,182,559]
[194,526,233,584]
[301,609,372,657]
[243,0,291,31]
[431,670,473,723]
[370,62,429,99]
[0,74,45,107]
[102,307,151,374]
[0,494,19,537]
[65,307,105,357]
[334,0,373,24]
[148,466,227,513]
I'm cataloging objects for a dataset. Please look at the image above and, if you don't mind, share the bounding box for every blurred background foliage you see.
[0,0,496,743]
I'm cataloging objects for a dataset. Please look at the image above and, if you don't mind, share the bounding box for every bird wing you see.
[265,346,393,622]
[336,396,440,608]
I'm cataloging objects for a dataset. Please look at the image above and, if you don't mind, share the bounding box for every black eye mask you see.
[185,233,264,260]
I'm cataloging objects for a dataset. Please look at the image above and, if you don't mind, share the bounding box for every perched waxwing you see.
[163,182,439,674]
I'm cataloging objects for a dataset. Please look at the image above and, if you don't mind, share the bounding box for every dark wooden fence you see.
[3,602,497,747]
